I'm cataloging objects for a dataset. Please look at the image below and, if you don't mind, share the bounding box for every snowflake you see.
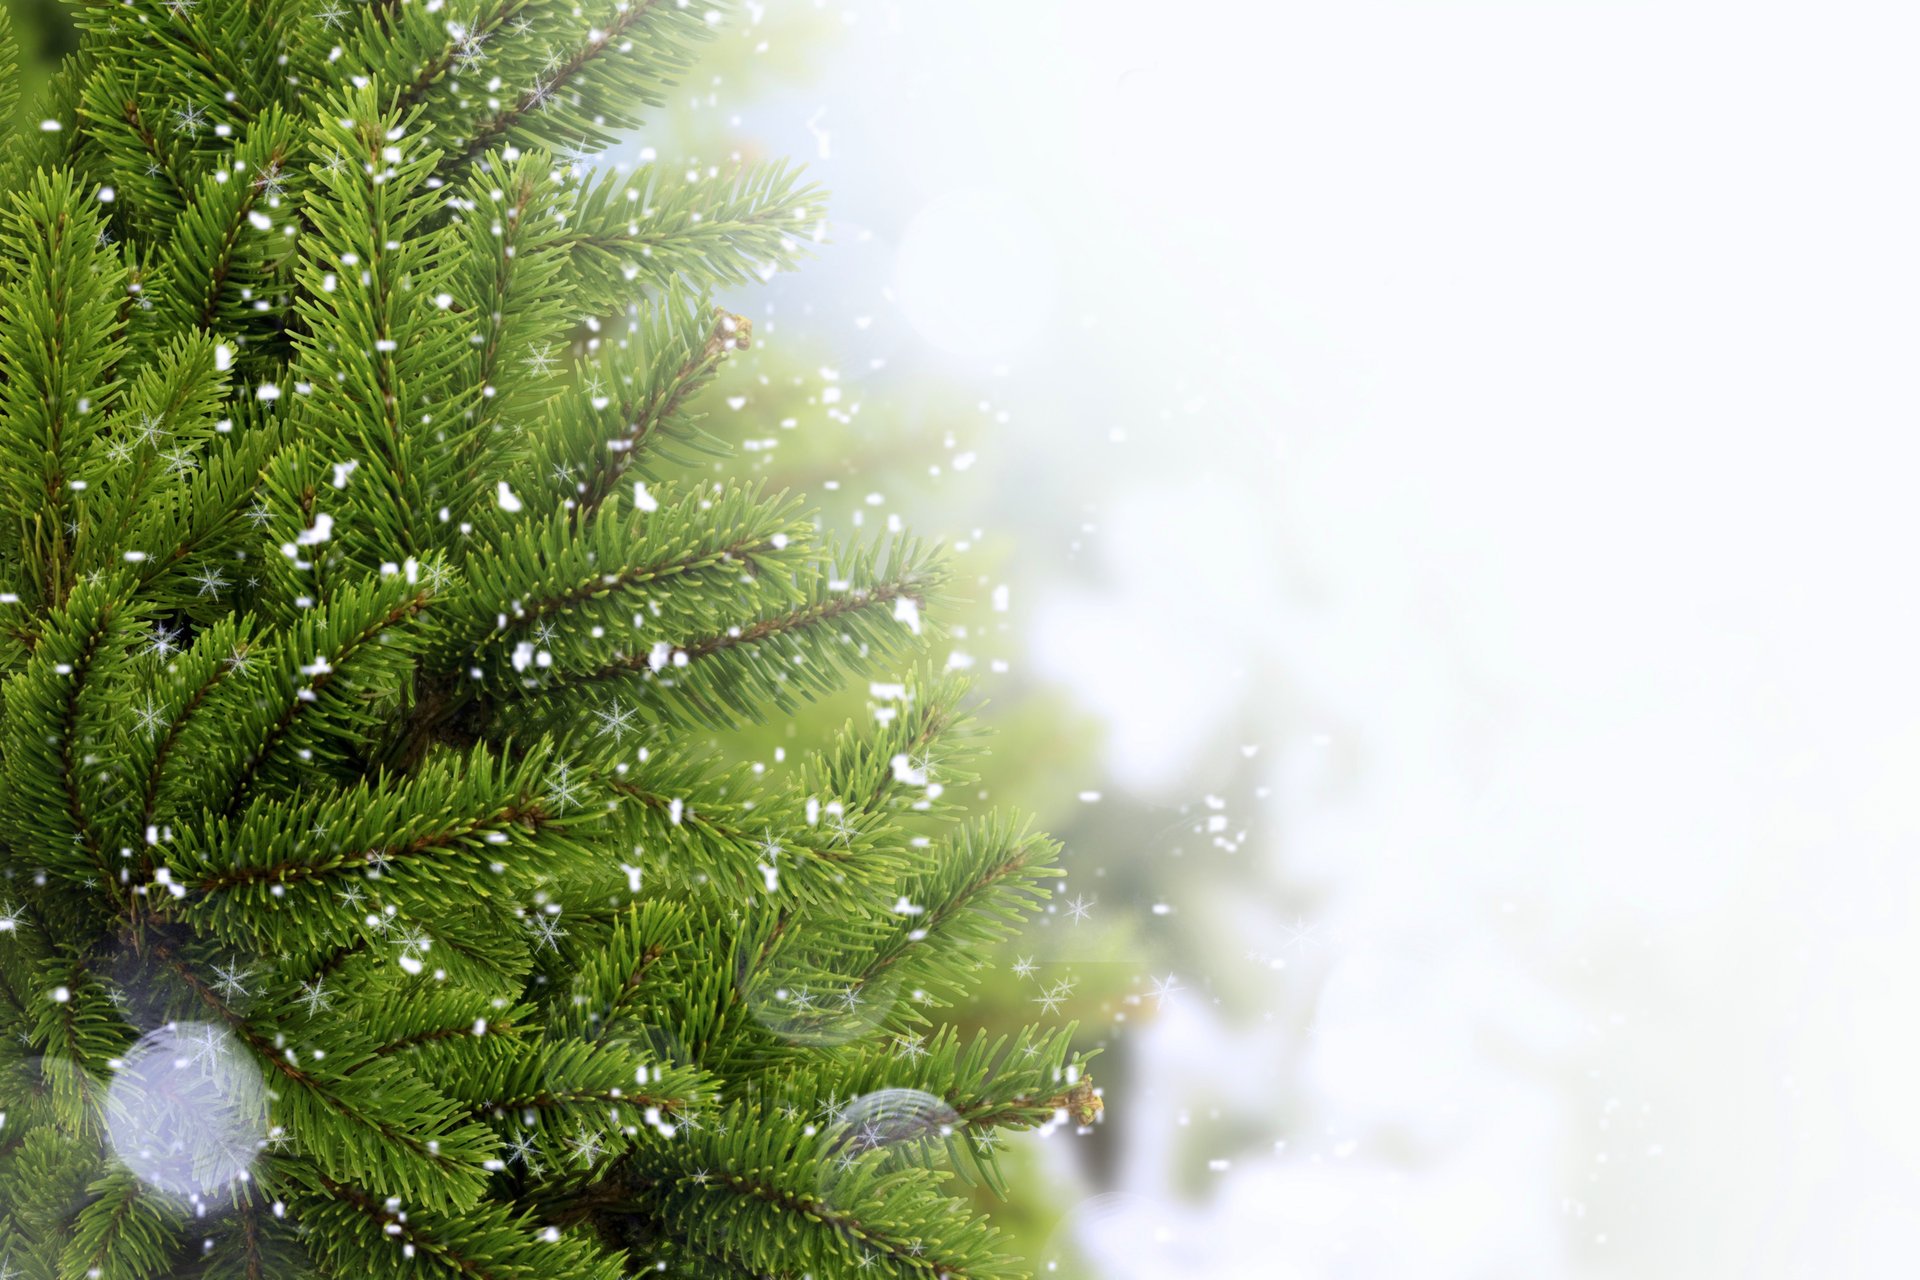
[1011,955,1036,980]
[1063,894,1094,925]
[172,103,207,135]
[184,1022,227,1066]
[824,810,857,846]
[131,698,168,740]
[453,32,488,74]
[503,1131,538,1166]
[564,1128,604,1167]
[391,922,430,954]
[521,342,557,377]
[296,979,332,1017]
[211,959,253,1000]
[544,760,585,814]
[893,1032,928,1061]
[224,645,256,674]
[189,564,229,598]
[162,0,197,14]
[525,912,568,952]
[1146,974,1182,1007]
[0,903,24,935]
[591,700,637,742]
[315,2,347,27]
[145,623,184,660]
[1282,917,1323,952]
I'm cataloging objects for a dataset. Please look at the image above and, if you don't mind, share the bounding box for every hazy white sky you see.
[720,3,1920,1273]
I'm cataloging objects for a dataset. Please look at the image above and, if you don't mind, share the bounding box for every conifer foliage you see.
[0,3,1095,1276]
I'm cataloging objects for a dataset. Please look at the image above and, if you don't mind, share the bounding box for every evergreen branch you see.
[545,900,683,1044]
[0,578,145,897]
[515,538,945,735]
[26,956,127,1129]
[75,71,197,227]
[58,1167,186,1280]
[299,1173,627,1280]
[452,0,672,166]
[0,8,18,130]
[0,170,129,611]
[189,1179,307,1280]
[153,107,298,336]
[148,936,495,1213]
[390,0,537,117]
[0,6,1085,1272]
[621,1102,1022,1280]
[133,619,256,842]
[848,816,1060,1015]
[166,740,599,954]
[217,576,437,813]
[555,160,820,309]
[518,295,752,523]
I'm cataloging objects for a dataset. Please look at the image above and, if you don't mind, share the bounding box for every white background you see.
[719,3,1920,1274]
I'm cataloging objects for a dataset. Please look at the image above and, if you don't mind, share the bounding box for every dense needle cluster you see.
[0,1,1094,1276]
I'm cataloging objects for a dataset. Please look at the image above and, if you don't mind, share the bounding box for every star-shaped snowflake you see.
[522,342,557,376]
[145,623,184,660]
[592,700,637,742]
[564,1128,604,1167]
[189,564,228,598]
[211,959,253,1000]
[296,979,332,1017]
[525,911,568,952]
[544,760,586,813]
[131,698,167,740]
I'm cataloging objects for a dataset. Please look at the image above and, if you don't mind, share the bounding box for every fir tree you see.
[0,3,1098,1277]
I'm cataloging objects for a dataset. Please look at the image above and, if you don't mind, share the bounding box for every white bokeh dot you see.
[106,1021,268,1206]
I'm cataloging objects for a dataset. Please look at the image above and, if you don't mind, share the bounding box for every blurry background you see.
[641,4,1920,1276]
[15,0,1920,1274]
